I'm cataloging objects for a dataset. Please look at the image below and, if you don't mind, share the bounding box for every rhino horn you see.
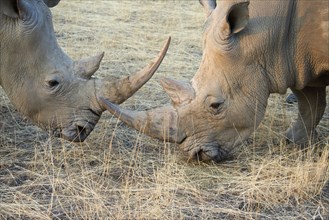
[160,78,195,106]
[99,37,171,104]
[199,0,217,17]
[74,52,105,80]
[100,97,186,143]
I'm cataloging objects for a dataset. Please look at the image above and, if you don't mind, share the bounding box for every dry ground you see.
[1,1,328,219]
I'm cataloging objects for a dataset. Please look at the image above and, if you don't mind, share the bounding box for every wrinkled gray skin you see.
[0,0,170,142]
[101,0,329,162]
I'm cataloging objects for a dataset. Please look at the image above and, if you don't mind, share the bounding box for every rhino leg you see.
[286,86,326,145]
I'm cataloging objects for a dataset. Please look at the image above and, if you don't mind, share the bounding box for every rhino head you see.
[0,0,170,142]
[101,0,302,161]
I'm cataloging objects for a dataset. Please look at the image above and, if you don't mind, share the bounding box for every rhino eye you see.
[206,96,225,115]
[209,101,224,115]
[46,79,60,89]
[210,102,222,109]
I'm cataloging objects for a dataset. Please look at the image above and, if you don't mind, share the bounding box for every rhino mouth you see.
[59,120,97,142]
[183,142,230,162]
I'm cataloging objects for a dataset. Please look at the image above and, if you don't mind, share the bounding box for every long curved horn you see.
[99,97,186,143]
[99,37,171,105]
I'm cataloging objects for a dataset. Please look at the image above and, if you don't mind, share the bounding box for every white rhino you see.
[0,0,170,142]
[101,0,329,162]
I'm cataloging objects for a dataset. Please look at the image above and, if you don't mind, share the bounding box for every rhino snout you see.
[60,121,96,142]
[184,142,230,163]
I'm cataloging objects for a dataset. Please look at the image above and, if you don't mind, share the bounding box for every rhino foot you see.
[285,126,318,147]
[286,87,326,147]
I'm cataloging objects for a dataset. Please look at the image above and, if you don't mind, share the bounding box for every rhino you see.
[0,0,170,142]
[101,0,329,162]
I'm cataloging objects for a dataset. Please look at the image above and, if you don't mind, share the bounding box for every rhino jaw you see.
[59,120,98,142]
[181,140,231,162]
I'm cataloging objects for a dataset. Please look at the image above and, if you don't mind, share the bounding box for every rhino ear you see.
[160,78,195,106]
[43,0,61,8]
[1,0,19,18]
[220,1,249,39]
[1,0,60,19]
[1,0,38,19]
[16,0,34,20]
[199,0,217,18]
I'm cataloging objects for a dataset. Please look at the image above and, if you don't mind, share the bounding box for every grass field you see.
[1,1,328,219]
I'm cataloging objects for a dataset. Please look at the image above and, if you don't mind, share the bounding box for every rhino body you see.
[102,0,329,162]
[0,0,169,142]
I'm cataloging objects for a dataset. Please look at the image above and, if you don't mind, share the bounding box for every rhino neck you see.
[273,0,297,93]
[266,0,329,91]
[241,0,297,95]
[292,1,329,89]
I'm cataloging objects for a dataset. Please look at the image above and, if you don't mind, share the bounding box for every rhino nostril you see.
[76,125,86,135]
[193,149,210,162]
[195,150,203,161]
[71,125,88,142]
[192,149,213,162]
[60,124,93,142]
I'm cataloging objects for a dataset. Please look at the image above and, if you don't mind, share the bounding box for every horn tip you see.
[164,36,171,49]
[159,77,173,86]
[98,52,105,59]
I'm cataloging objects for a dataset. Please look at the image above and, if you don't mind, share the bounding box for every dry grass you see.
[1,1,328,219]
